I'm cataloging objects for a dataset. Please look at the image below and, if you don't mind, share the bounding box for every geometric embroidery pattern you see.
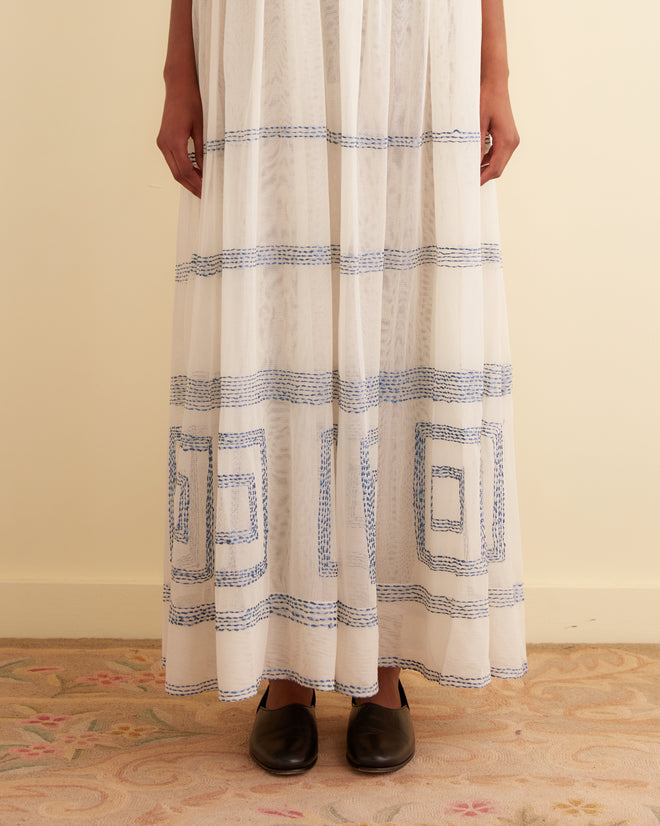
[216,472,258,545]
[413,420,506,575]
[215,428,269,587]
[168,427,215,584]
[431,465,464,533]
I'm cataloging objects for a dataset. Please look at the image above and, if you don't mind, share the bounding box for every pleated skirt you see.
[162,0,527,701]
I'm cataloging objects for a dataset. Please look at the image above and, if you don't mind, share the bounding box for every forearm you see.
[157,0,204,197]
[163,0,197,87]
[481,0,510,87]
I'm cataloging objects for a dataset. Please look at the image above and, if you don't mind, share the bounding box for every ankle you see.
[266,679,314,709]
[354,667,401,708]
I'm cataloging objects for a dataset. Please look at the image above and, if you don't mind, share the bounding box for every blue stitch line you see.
[170,364,513,413]
[430,465,464,533]
[163,580,523,609]
[162,658,381,701]
[360,428,379,585]
[167,593,379,631]
[201,126,481,154]
[164,584,524,629]
[480,421,506,562]
[376,583,524,617]
[174,472,190,544]
[317,426,339,578]
[216,473,258,545]
[174,243,502,281]
[378,656,528,688]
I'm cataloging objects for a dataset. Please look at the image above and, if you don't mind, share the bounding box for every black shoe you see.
[248,684,318,775]
[346,680,415,773]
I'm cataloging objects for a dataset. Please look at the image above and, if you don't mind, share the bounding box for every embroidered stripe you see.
[170,364,512,413]
[200,126,481,154]
[175,243,502,280]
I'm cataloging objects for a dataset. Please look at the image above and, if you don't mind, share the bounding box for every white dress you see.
[162,0,527,702]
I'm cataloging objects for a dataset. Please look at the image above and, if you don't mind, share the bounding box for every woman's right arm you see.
[157,0,204,198]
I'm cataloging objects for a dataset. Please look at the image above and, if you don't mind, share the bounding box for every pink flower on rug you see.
[7,743,66,760]
[553,799,603,816]
[58,731,104,750]
[446,800,496,817]
[74,670,128,686]
[256,809,304,819]
[22,713,72,728]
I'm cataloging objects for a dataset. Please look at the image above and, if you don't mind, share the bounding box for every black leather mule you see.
[248,684,318,774]
[346,680,415,773]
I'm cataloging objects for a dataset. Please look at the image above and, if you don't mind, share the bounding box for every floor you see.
[0,640,658,825]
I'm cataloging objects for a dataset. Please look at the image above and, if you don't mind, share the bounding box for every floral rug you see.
[0,640,658,825]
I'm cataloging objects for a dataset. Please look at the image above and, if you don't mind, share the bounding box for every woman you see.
[158,0,525,775]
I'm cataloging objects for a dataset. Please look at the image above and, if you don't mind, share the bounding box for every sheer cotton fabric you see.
[162,0,527,702]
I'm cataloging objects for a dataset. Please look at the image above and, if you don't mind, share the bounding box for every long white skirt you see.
[162,0,527,702]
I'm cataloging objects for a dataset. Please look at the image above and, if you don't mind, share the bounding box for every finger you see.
[163,142,202,198]
[192,123,204,176]
[480,119,489,165]
[480,127,493,166]
[171,137,203,198]
[172,138,203,195]
[480,131,515,185]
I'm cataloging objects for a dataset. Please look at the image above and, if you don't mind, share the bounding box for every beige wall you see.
[1,1,658,641]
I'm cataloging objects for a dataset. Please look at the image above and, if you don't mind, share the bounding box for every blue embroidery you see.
[481,421,506,562]
[175,243,502,281]
[376,583,524,617]
[171,364,512,413]
[168,593,378,631]
[413,421,506,575]
[168,428,214,583]
[360,428,379,584]
[161,654,528,700]
[162,660,380,701]
[377,656,528,689]
[488,584,525,606]
[216,473,259,545]
[430,465,464,533]
[163,582,525,619]
[318,426,339,577]
[174,472,190,545]
[201,126,481,155]
[215,429,269,587]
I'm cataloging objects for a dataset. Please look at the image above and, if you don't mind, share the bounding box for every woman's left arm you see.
[480,0,520,184]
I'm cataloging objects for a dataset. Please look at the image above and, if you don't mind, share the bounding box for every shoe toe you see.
[249,688,318,774]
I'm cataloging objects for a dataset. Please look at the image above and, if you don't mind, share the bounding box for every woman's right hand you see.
[157,77,204,199]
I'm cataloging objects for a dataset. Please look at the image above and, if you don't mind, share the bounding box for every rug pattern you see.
[0,642,658,825]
